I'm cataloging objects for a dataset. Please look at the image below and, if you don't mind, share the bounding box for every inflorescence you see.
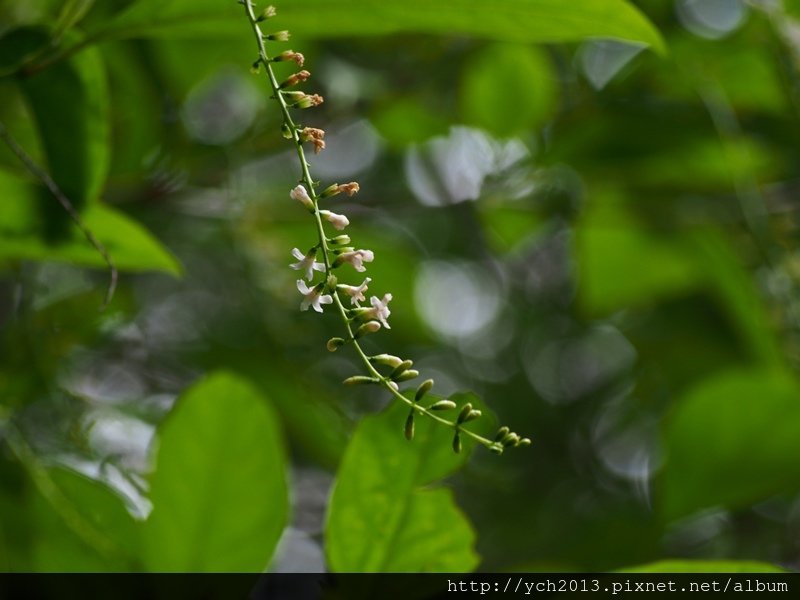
[240,0,529,454]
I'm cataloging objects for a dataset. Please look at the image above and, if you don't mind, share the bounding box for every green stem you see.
[241,1,499,451]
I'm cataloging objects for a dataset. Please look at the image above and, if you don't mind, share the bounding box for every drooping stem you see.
[241,1,511,452]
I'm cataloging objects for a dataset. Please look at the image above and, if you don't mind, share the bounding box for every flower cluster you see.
[241,0,529,454]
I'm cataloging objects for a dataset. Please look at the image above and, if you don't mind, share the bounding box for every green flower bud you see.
[457,402,474,424]
[394,369,419,382]
[429,400,457,411]
[368,354,404,368]
[354,321,381,338]
[343,375,379,386]
[404,412,415,441]
[326,337,345,352]
[494,426,510,442]
[414,379,434,402]
[452,432,462,454]
[389,360,414,379]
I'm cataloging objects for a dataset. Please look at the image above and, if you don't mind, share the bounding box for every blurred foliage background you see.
[0,0,799,574]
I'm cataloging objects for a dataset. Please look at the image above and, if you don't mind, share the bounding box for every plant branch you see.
[0,121,117,308]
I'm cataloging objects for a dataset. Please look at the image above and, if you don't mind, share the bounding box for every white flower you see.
[319,209,349,230]
[338,277,371,306]
[290,248,325,281]
[337,249,374,272]
[296,280,333,313]
[365,293,393,329]
[290,184,314,209]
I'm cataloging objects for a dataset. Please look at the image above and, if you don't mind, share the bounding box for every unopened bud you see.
[250,60,261,74]
[494,426,510,442]
[280,70,311,89]
[414,379,434,402]
[457,403,474,425]
[355,321,381,338]
[326,337,346,352]
[369,354,403,368]
[293,93,324,109]
[328,235,351,246]
[343,375,379,386]
[394,369,419,382]
[429,399,457,411]
[256,5,277,21]
[266,30,290,42]
[274,50,305,67]
[502,432,520,447]
[404,412,415,441]
[281,123,293,139]
[517,437,532,447]
[389,360,414,379]
[452,432,462,454]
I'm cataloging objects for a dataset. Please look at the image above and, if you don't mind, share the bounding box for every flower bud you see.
[429,399,457,411]
[389,360,414,380]
[343,375,379,386]
[265,30,290,42]
[328,235,351,246]
[354,321,381,338]
[326,337,346,352]
[414,379,434,402]
[517,437,532,447]
[293,94,324,109]
[256,5,277,21]
[494,426,510,442]
[281,124,293,139]
[394,369,419,382]
[457,403,474,425]
[250,60,261,74]
[280,70,311,89]
[489,443,504,455]
[273,50,305,67]
[452,432,462,454]
[368,354,404,368]
[502,432,520,447]
[404,412,415,441]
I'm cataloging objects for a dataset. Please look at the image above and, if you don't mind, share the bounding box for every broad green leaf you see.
[19,35,109,210]
[660,369,800,521]
[30,468,140,571]
[326,396,483,572]
[461,43,557,138]
[143,371,289,572]
[620,559,786,573]
[92,0,665,53]
[0,169,181,275]
[577,210,704,314]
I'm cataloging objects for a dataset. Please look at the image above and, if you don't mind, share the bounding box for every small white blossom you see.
[338,277,371,306]
[290,184,314,209]
[337,249,374,272]
[389,381,399,392]
[319,209,349,230]
[290,247,325,281]
[296,280,333,313]
[365,293,393,329]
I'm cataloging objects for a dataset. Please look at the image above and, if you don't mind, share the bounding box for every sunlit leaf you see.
[660,369,800,520]
[461,43,557,137]
[143,371,289,572]
[0,169,181,275]
[326,396,485,572]
[91,0,665,53]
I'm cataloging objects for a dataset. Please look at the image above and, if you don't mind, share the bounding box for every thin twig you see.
[0,121,117,308]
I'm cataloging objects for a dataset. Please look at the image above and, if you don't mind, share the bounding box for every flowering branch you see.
[240,1,529,454]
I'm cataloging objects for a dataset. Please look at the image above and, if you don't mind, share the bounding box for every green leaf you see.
[143,371,289,572]
[461,43,558,137]
[92,0,665,53]
[577,209,704,314]
[326,397,481,572]
[620,559,787,573]
[29,467,140,571]
[19,35,109,210]
[0,169,181,275]
[660,369,800,521]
